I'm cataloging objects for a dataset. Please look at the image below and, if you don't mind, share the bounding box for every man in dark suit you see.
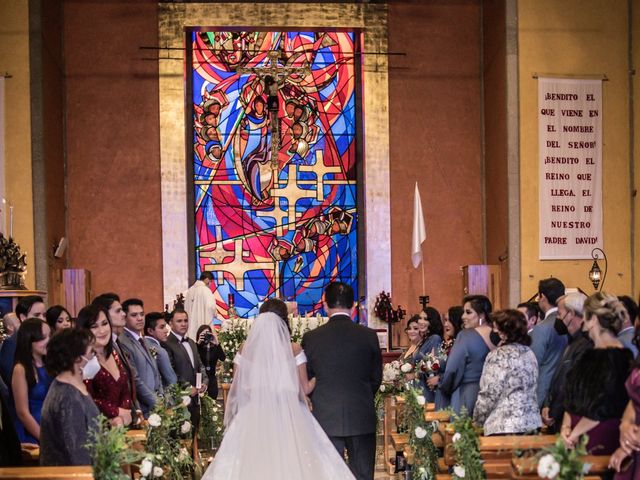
[164,308,208,430]
[302,282,382,480]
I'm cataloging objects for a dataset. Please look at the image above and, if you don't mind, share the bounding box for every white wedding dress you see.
[203,312,355,479]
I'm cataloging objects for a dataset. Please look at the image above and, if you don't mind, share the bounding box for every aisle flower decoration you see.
[450,409,484,480]
[402,386,439,480]
[198,394,225,450]
[87,415,142,480]
[218,317,250,381]
[536,435,590,479]
[143,384,195,480]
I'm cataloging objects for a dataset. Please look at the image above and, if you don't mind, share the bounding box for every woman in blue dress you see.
[440,295,496,415]
[12,318,52,444]
[428,306,464,409]
[416,307,443,402]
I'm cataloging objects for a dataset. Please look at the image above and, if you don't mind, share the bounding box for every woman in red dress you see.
[75,304,132,427]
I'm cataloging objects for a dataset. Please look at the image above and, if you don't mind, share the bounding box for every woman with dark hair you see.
[416,307,443,402]
[11,318,52,444]
[76,304,132,427]
[562,292,631,457]
[426,306,464,409]
[45,305,72,333]
[439,295,496,415]
[473,310,541,434]
[40,328,99,466]
[196,324,226,399]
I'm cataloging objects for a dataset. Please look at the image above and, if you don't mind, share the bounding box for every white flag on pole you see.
[411,182,426,268]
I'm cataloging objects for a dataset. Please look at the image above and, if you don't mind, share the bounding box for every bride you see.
[203,308,356,479]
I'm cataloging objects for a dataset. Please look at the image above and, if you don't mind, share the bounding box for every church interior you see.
[1,0,640,478]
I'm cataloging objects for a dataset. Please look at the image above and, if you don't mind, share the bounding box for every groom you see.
[302,282,382,480]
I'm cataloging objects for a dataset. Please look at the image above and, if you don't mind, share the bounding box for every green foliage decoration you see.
[450,409,485,480]
[87,415,142,480]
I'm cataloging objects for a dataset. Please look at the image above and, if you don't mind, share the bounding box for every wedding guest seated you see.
[427,305,463,409]
[76,304,133,427]
[144,312,177,387]
[542,292,591,433]
[473,309,541,435]
[617,296,639,358]
[45,305,72,333]
[40,329,99,466]
[416,307,443,402]
[2,312,19,337]
[440,295,495,415]
[530,278,567,407]
[517,301,541,333]
[562,292,632,455]
[12,318,52,444]
[196,324,226,399]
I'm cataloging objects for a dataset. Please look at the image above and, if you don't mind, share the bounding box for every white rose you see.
[400,363,413,373]
[148,414,162,427]
[453,465,466,478]
[414,426,427,439]
[153,466,163,478]
[452,432,461,443]
[416,395,426,405]
[181,395,191,407]
[140,459,153,477]
[380,384,386,392]
[181,421,192,434]
[537,454,560,479]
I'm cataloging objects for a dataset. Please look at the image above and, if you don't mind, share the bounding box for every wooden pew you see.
[0,467,93,479]
[443,427,557,479]
[511,454,611,479]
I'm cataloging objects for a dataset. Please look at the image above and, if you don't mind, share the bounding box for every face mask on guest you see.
[489,331,502,347]
[81,355,101,380]
[554,317,569,336]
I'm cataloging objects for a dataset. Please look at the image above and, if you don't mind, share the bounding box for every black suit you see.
[164,332,208,428]
[302,314,382,480]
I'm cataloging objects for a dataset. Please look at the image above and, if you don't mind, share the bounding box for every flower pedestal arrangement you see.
[0,234,27,290]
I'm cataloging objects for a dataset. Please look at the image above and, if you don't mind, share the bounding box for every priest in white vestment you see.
[185,272,217,339]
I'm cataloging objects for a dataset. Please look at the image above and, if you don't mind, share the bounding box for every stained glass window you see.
[189,30,359,318]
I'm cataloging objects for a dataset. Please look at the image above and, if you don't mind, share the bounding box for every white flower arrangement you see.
[453,465,466,478]
[147,414,162,427]
[140,459,153,477]
[400,362,413,373]
[537,453,560,479]
[180,421,191,434]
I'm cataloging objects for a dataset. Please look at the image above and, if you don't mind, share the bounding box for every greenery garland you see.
[143,383,196,480]
[450,409,484,480]
[87,415,142,480]
[537,435,589,479]
[198,394,225,449]
[402,386,439,480]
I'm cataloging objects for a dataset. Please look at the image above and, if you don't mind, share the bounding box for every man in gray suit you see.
[119,298,163,417]
[144,312,177,387]
[530,278,567,407]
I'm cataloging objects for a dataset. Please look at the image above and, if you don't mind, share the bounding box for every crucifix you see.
[237,51,310,174]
